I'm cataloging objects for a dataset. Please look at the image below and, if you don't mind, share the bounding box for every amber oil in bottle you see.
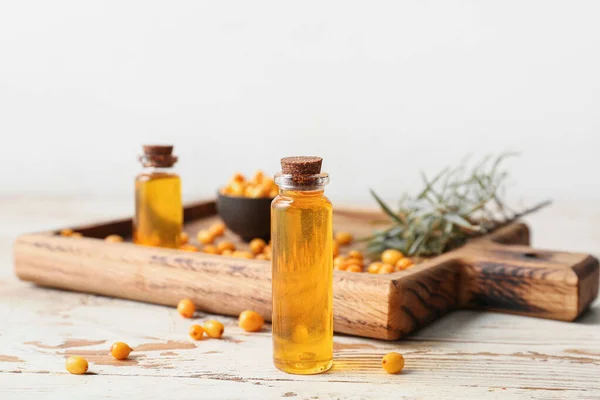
[133,145,183,248]
[271,156,333,374]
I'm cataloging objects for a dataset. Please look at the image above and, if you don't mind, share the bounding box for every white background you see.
[1,1,599,206]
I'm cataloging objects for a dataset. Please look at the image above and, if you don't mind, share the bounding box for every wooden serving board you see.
[13,200,599,340]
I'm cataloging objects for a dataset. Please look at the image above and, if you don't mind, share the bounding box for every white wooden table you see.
[1,197,599,399]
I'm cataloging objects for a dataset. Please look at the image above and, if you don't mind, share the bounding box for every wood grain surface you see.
[13,200,599,340]
[1,196,600,399]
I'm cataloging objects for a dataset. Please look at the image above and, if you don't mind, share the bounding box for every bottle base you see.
[273,358,333,375]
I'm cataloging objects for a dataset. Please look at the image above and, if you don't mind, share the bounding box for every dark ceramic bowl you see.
[216,192,274,242]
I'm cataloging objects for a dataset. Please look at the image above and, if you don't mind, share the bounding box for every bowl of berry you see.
[216,171,277,242]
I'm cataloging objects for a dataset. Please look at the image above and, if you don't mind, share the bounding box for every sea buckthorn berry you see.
[238,310,264,332]
[203,245,218,254]
[348,250,363,261]
[335,232,353,246]
[209,222,226,237]
[345,258,363,267]
[255,253,268,260]
[382,352,405,374]
[381,249,404,266]
[268,187,278,198]
[110,342,132,360]
[105,234,124,243]
[65,356,88,375]
[378,264,395,274]
[71,232,83,238]
[229,181,246,196]
[334,264,348,271]
[252,170,265,184]
[189,324,206,340]
[395,258,414,271]
[245,185,266,198]
[231,173,245,183]
[249,238,266,255]
[333,256,347,267]
[179,244,198,252]
[333,241,340,257]
[263,177,275,189]
[60,229,73,237]
[347,264,362,273]
[221,249,234,256]
[177,299,195,318]
[232,250,254,259]
[217,241,236,253]
[367,262,384,274]
[263,245,272,260]
[292,324,309,343]
[333,255,347,263]
[180,232,189,244]
[197,230,215,245]
[203,320,224,338]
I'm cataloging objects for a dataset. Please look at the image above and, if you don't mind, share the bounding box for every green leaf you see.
[443,214,480,232]
[370,189,404,225]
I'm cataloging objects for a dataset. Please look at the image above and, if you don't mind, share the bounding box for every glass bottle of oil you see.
[133,145,182,248]
[271,156,333,374]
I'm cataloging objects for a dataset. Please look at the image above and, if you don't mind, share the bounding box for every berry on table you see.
[347,264,362,273]
[232,250,254,259]
[110,342,132,360]
[65,356,88,375]
[382,352,404,374]
[180,232,189,244]
[381,249,404,266]
[378,264,395,274]
[177,299,196,318]
[197,230,215,245]
[348,250,363,261]
[105,234,124,243]
[249,238,267,255]
[335,232,353,246]
[209,222,226,237]
[367,262,384,274]
[395,258,414,271]
[238,310,265,332]
[203,245,219,254]
[179,244,199,252]
[189,324,206,340]
[203,320,225,338]
[217,241,236,253]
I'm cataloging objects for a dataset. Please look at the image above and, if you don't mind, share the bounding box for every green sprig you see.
[367,153,551,257]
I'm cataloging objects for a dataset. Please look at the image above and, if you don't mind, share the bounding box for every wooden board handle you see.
[458,243,599,321]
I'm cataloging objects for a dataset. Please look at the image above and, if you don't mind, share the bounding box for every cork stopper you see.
[280,156,323,176]
[139,145,178,167]
[143,145,173,156]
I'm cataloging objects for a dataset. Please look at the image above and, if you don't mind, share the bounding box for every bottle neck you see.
[279,188,325,198]
[274,172,329,192]
[141,165,176,175]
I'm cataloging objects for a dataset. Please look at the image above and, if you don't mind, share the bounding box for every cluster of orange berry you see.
[367,249,414,274]
[178,298,265,339]
[220,170,278,198]
[333,231,415,274]
[179,222,272,260]
[65,341,133,375]
[64,299,266,375]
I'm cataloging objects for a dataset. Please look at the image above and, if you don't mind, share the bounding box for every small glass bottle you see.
[133,145,183,248]
[271,156,333,375]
